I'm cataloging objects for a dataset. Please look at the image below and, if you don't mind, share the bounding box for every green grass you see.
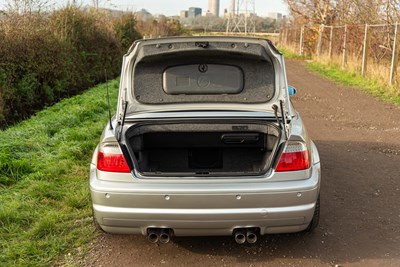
[307,61,400,106]
[0,79,119,266]
[279,47,311,60]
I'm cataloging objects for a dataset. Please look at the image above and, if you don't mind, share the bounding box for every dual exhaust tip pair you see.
[147,228,172,244]
[147,228,258,244]
[234,228,258,244]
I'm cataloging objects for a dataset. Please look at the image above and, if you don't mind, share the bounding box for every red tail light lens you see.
[97,144,130,173]
[276,141,310,172]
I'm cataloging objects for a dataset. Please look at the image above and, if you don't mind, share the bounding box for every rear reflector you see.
[97,143,130,173]
[276,141,310,172]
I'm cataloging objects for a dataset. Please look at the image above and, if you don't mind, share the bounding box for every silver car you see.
[90,36,321,244]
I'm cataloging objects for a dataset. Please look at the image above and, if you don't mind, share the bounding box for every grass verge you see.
[278,47,311,60]
[306,61,400,106]
[0,79,119,266]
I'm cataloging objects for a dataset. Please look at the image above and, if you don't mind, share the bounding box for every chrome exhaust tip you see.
[147,229,159,243]
[246,231,258,244]
[159,229,171,244]
[234,230,246,244]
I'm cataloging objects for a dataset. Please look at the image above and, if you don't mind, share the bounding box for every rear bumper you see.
[90,163,321,236]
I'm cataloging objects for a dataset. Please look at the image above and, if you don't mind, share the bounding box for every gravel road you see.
[84,60,400,267]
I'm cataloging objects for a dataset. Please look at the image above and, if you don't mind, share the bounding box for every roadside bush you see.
[51,7,124,86]
[113,13,142,51]
[0,7,141,128]
[0,19,72,123]
[136,18,190,38]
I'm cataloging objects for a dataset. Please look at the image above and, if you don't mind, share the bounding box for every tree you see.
[5,0,53,14]
[285,0,336,25]
[285,0,400,25]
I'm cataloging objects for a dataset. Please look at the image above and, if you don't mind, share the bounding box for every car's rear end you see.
[90,37,321,244]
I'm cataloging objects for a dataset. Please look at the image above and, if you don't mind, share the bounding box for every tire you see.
[305,194,320,232]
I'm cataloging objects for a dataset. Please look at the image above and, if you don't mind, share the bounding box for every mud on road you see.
[83,60,400,267]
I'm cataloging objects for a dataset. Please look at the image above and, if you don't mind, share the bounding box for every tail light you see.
[276,141,310,172]
[97,143,131,173]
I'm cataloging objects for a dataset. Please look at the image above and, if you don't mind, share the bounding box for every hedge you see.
[0,7,142,128]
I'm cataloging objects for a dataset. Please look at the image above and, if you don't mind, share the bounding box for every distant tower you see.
[226,0,256,35]
[208,0,220,17]
[188,7,202,18]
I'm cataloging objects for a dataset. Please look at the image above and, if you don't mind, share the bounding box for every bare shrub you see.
[0,7,142,127]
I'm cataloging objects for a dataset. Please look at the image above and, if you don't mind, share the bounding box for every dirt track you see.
[84,60,400,267]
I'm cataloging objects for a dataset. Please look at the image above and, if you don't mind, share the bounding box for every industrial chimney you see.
[230,0,235,15]
[208,0,220,17]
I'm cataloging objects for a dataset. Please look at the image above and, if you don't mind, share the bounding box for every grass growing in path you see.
[0,79,119,266]
[279,47,311,60]
[307,62,400,106]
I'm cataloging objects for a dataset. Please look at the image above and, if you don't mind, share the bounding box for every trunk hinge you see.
[116,88,128,141]
[272,100,290,140]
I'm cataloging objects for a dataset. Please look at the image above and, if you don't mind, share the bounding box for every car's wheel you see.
[305,194,320,232]
[92,207,105,233]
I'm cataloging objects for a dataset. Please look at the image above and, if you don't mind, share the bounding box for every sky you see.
[100,0,288,17]
[0,0,287,17]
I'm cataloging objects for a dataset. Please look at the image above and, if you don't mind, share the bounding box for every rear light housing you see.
[276,141,310,172]
[97,143,131,173]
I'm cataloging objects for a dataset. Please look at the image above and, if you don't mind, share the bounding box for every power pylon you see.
[226,0,256,35]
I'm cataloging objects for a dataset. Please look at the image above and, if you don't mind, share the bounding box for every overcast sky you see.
[0,0,288,16]
[103,0,287,16]
[101,0,288,16]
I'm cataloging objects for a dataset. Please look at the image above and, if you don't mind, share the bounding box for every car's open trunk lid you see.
[132,46,276,105]
[121,120,281,177]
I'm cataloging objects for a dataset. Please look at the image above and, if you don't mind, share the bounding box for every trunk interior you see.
[124,122,281,177]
